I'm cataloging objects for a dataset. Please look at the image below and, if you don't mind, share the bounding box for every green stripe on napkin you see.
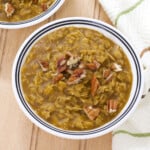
[113,130,150,137]
[115,0,144,26]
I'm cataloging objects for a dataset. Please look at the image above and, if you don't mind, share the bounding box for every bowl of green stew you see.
[0,0,65,29]
[12,17,143,139]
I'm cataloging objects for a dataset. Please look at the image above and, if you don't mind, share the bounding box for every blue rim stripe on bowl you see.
[0,0,61,26]
[15,19,142,136]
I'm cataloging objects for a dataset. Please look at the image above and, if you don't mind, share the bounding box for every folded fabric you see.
[99,0,150,149]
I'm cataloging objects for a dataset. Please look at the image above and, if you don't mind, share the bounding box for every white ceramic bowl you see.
[0,0,65,29]
[12,17,144,139]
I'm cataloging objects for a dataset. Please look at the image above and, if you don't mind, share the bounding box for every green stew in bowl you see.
[21,27,132,131]
[0,0,55,22]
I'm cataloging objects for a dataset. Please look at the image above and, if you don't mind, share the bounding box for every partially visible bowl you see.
[12,17,143,139]
[0,0,65,29]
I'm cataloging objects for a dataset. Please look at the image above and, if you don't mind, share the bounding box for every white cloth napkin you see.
[99,0,150,149]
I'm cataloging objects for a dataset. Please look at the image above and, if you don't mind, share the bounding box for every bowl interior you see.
[12,18,143,139]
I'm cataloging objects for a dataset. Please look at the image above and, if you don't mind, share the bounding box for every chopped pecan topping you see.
[106,73,113,82]
[67,56,81,69]
[41,3,48,11]
[112,63,122,72]
[53,73,64,83]
[58,65,67,73]
[67,76,77,83]
[66,69,73,75]
[73,68,84,76]
[57,57,66,66]
[67,68,86,85]
[38,60,49,72]
[65,51,73,59]
[78,63,85,69]
[4,2,15,17]
[91,74,100,96]
[57,56,67,73]
[107,99,118,113]
[32,0,38,4]
[94,60,101,69]
[86,60,100,71]
[83,106,100,120]
[86,63,97,71]
[103,69,111,79]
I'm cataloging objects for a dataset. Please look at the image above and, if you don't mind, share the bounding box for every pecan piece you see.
[103,69,111,79]
[57,56,66,66]
[73,68,85,77]
[83,106,100,120]
[86,60,100,71]
[107,99,118,113]
[58,65,67,73]
[91,74,100,96]
[67,56,81,69]
[57,56,67,73]
[41,3,48,11]
[67,68,86,85]
[111,63,122,72]
[78,63,85,69]
[53,73,64,83]
[106,73,113,82]
[66,69,73,75]
[86,63,97,71]
[65,51,73,59]
[94,60,101,69]
[38,60,49,72]
[4,2,15,17]
[32,0,38,4]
